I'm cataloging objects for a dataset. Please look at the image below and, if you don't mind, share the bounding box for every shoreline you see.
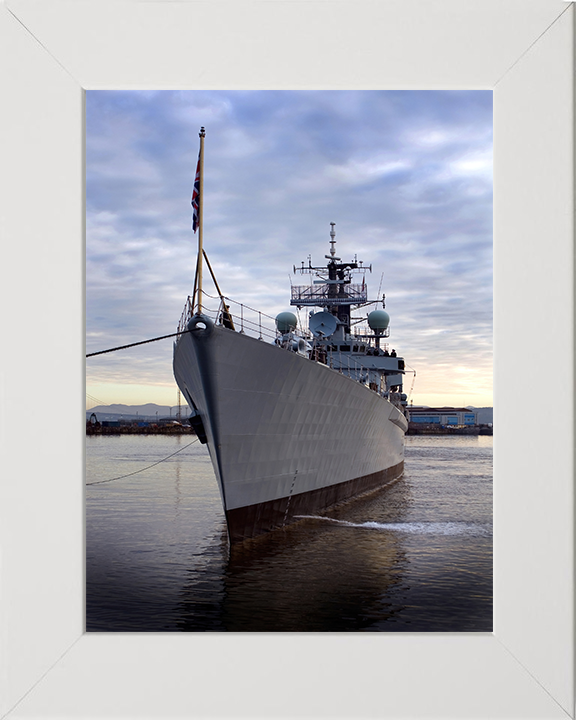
[86,425,194,436]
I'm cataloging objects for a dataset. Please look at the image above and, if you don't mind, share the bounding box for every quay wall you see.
[407,423,492,436]
[86,423,194,436]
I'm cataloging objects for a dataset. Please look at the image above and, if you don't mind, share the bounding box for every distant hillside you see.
[86,402,190,421]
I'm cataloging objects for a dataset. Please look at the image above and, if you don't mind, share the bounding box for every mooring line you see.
[86,438,198,486]
[86,330,188,358]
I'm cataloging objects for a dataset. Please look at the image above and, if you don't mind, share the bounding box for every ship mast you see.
[329,222,336,256]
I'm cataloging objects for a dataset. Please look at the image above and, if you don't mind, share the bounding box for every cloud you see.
[86,90,493,406]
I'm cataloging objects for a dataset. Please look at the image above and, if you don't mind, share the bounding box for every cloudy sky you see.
[86,90,492,409]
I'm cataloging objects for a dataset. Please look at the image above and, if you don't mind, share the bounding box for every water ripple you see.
[296,515,492,537]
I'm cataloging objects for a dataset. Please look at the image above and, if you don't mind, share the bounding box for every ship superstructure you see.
[289,222,407,410]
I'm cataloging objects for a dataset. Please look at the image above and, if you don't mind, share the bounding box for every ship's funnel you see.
[275,311,298,334]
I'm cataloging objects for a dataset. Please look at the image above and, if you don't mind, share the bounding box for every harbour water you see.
[86,434,492,632]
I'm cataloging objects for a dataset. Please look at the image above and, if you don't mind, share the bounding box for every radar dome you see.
[275,311,298,334]
[367,310,390,331]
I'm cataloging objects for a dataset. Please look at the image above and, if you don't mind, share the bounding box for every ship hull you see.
[173,319,407,542]
[224,461,403,542]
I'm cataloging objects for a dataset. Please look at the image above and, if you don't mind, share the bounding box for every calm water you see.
[86,434,492,632]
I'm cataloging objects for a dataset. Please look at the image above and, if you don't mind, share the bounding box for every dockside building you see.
[407,406,477,427]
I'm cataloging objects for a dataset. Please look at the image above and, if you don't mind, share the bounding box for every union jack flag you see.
[191,152,200,233]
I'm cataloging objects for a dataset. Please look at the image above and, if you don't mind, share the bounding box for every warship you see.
[173,129,408,542]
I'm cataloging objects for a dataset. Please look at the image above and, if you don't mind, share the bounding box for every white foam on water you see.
[295,515,492,537]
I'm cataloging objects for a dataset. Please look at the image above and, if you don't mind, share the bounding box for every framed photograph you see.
[1,1,573,718]
[84,87,495,635]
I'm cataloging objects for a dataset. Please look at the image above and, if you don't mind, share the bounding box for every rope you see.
[86,330,189,358]
[86,438,199,486]
[86,392,109,407]
[86,290,281,359]
[405,365,417,404]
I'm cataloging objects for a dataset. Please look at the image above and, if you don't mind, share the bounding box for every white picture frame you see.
[1,1,573,717]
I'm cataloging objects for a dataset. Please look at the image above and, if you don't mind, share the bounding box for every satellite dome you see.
[275,311,298,334]
[367,310,390,331]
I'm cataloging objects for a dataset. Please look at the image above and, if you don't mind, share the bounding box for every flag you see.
[191,151,200,233]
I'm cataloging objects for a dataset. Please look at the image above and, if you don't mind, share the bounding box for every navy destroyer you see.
[173,129,408,542]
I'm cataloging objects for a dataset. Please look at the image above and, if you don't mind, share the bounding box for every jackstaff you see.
[191,126,206,314]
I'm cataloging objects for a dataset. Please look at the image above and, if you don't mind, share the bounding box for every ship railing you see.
[353,327,391,340]
[327,350,392,395]
[177,296,195,336]
[290,283,368,306]
[176,291,311,345]
[329,351,368,378]
[215,294,279,342]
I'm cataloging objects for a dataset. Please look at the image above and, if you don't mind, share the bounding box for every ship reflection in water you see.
[177,504,408,632]
[86,434,492,632]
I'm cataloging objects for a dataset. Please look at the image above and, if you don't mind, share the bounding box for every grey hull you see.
[173,320,407,541]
